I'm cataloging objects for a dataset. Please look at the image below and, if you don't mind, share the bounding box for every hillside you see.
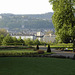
[0,12,54,30]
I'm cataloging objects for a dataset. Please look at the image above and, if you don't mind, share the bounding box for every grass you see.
[33,43,73,48]
[50,43,73,48]
[0,49,52,57]
[0,49,35,53]
[0,57,75,75]
[0,49,36,57]
[47,43,73,51]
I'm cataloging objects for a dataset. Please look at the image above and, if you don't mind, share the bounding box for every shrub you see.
[36,45,39,50]
[72,54,75,60]
[37,50,44,54]
[47,45,51,52]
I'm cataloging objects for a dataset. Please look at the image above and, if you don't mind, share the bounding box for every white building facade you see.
[11,34,36,40]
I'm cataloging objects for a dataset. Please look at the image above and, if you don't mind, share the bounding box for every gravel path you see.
[40,47,75,58]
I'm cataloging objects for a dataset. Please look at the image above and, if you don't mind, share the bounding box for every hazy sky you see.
[0,0,53,14]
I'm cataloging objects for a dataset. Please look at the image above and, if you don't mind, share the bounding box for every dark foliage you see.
[72,54,75,60]
[37,50,44,54]
[36,45,39,50]
[0,46,34,50]
[47,45,51,52]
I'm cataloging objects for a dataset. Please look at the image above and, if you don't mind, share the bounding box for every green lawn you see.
[50,43,73,48]
[0,57,75,75]
[0,49,37,57]
[0,49,52,56]
[0,49,35,53]
[50,43,73,50]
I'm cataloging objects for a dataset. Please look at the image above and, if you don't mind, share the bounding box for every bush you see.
[0,46,34,50]
[37,50,44,54]
[0,52,38,57]
[36,45,39,50]
[72,54,75,60]
[47,45,51,52]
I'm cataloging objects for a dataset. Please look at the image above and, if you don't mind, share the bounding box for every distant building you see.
[11,34,36,40]
[22,25,24,28]
[43,34,56,43]
[11,32,56,43]
[36,32,44,41]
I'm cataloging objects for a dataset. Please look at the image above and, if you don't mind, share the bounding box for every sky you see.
[0,0,53,14]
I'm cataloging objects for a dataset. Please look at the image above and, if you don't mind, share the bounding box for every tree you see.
[17,37,25,45]
[33,39,40,45]
[0,29,8,36]
[24,38,33,46]
[49,0,75,43]
[2,34,14,45]
[0,35,4,45]
[12,37,18,45]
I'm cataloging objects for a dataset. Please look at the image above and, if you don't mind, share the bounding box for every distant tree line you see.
[0,13,53,30]
[0,34,46,46]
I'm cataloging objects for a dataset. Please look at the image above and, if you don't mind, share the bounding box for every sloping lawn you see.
[0,57,75,75]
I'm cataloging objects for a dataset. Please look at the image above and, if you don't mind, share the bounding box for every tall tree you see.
[49,0,75,43]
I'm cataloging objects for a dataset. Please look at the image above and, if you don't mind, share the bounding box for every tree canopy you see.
[49,0,75,43]
[2,34,14,45]
[0,29,8,36]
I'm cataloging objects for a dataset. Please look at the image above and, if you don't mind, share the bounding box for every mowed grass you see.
[0,57,75,75]
[50,43,73,48]
[0,49,35,53]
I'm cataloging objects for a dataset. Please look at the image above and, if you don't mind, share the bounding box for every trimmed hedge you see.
[0,46,34,50]
[0,52,38,57]
[47,45,51,52]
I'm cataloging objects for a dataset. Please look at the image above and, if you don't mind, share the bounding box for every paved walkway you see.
[39,47,75,58]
